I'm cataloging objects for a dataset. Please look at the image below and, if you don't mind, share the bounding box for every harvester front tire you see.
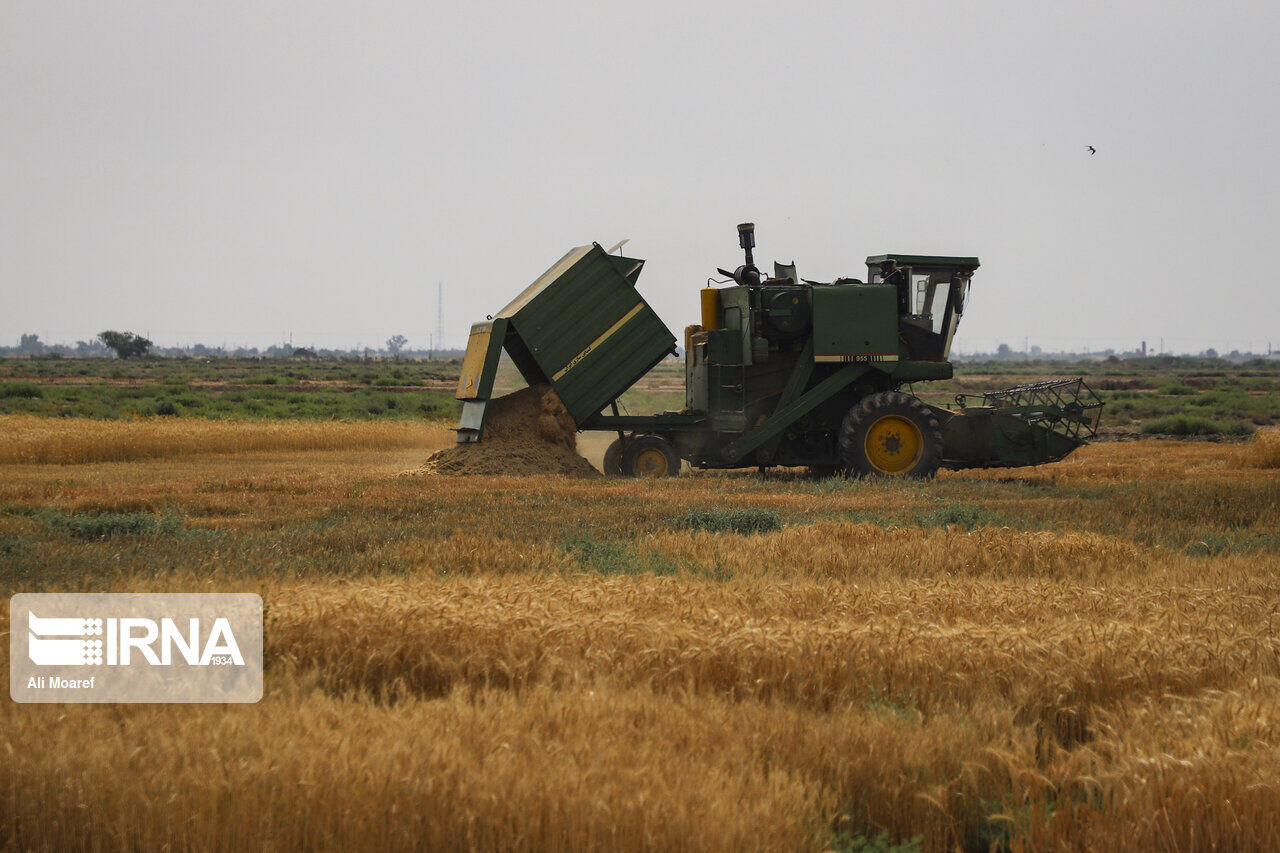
[603,439,625,476]
[839,392,943,478]
[621,435,680,478]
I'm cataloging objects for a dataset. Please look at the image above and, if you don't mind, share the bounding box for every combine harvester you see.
[455,224,1101,477]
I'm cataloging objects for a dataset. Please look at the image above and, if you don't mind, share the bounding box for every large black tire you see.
[839,391,943,478]
[603,438,625,476]
[621,434,680,478]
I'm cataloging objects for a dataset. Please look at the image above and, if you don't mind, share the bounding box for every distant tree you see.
[386,335,408,359]
[1204,348,1219,359]
[97,330,153,359]
[18,333,45,356]
[995,343,1013,360]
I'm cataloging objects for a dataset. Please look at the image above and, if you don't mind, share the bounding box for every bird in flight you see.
[1087,145,1097,155]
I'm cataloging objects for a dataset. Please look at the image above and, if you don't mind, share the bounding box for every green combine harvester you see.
[456,223,1101,477]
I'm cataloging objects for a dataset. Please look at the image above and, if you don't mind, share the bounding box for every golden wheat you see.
[0,684,825,851]
[1247,428,1280,469]
[263,574,1280,723]
[5,579,1280,849]
[2,427,1279,849]
[0,414,452,464]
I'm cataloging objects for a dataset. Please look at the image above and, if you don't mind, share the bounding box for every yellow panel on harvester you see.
[456,318,508,401]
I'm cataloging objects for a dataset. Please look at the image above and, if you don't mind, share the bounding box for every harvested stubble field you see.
[1,416,1279,851]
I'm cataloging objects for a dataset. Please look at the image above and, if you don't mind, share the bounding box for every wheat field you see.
[0,414,455,464]
[1,420,1279,850]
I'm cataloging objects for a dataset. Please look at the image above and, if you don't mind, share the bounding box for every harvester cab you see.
[454,223,1102,477]
[866,255,975,363]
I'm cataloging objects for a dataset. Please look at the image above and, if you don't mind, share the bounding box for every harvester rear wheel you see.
[621,435,680,478]
[603,439,625,476]
[839,392,943,478]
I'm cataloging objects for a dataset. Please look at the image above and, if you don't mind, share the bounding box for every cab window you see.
[912,269,951,333]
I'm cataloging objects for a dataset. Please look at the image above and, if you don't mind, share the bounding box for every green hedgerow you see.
[1140,415,1255,437]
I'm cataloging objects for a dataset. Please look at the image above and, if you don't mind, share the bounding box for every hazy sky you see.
[3,1,1278,354]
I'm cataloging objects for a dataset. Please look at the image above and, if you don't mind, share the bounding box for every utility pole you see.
[436,282,444,354]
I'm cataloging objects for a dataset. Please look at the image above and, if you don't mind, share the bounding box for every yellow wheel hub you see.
[631,447,671,477]
[864,415,923,474]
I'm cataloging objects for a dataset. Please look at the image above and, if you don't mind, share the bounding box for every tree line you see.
[3,332,463,360]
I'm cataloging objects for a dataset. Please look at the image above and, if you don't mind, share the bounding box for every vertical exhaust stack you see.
[738,222,755,266]
[733,223,761,287]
